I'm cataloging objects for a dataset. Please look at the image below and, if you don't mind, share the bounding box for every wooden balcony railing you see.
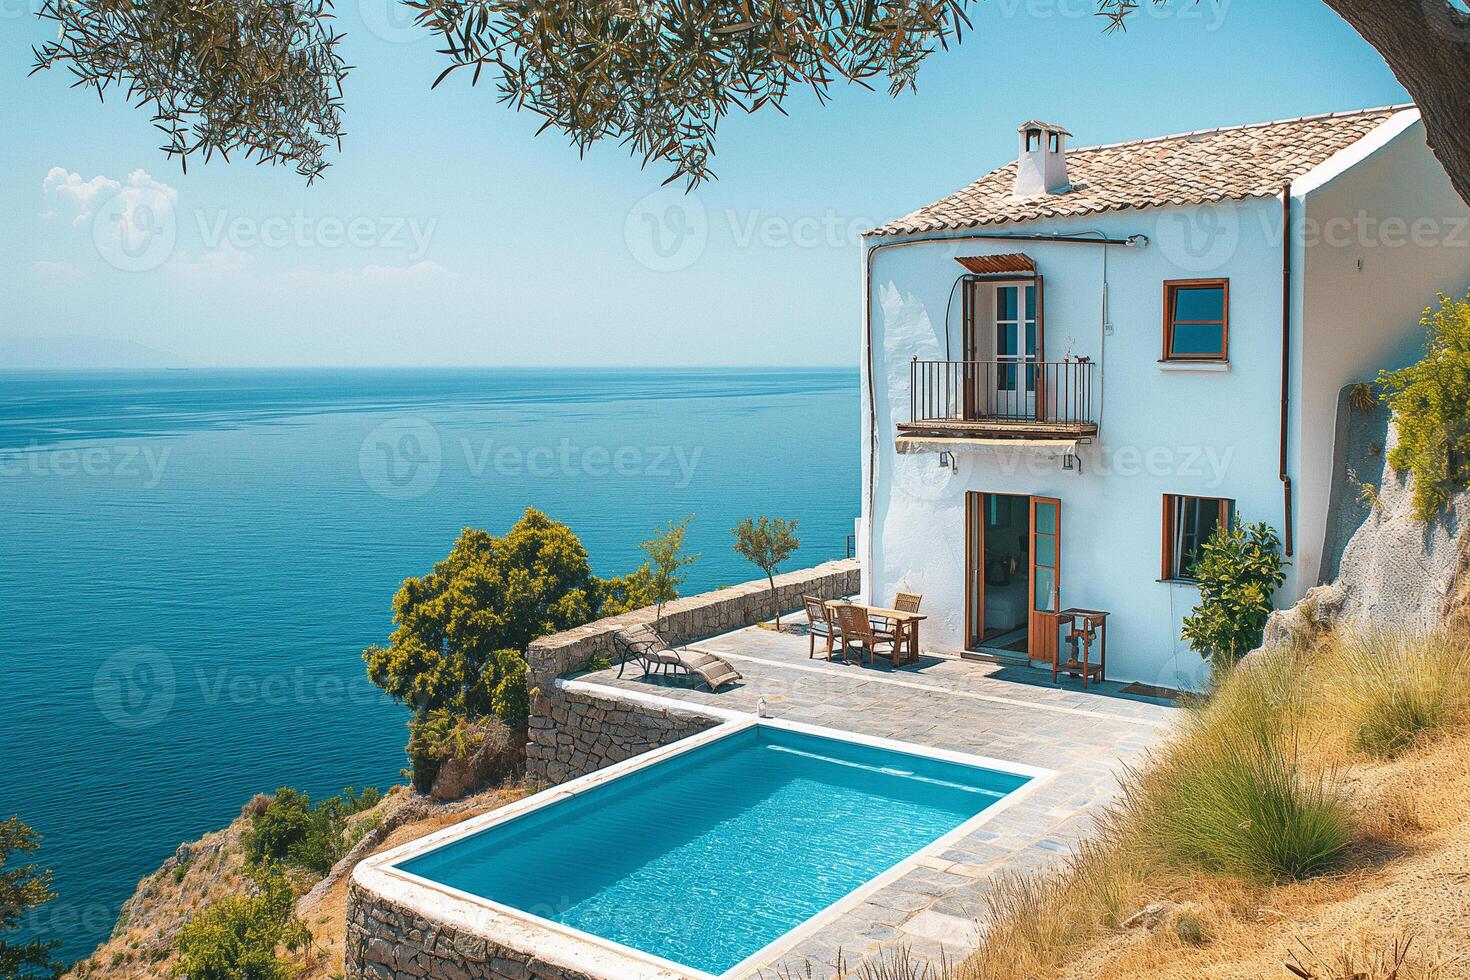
[906,358,1097,435]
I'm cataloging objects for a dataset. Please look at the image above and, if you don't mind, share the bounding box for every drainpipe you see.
[861,229,1147,593]
[1279,186,1295,557]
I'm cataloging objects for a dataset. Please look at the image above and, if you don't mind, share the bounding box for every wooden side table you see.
[1054,608,1109,687]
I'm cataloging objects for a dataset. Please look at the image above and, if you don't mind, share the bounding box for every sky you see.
[0,0,1409,368]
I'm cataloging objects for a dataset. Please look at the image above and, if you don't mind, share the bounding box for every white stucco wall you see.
[1294,112,1470,585]
[860,112,1470,690]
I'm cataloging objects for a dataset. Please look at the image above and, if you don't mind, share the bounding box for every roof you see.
[870,105,1412,237]
[956,253,1035,276]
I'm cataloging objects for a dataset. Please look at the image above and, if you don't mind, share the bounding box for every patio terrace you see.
[568,619,1177,974]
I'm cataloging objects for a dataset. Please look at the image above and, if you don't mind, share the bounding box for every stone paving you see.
[572,622,1179,975]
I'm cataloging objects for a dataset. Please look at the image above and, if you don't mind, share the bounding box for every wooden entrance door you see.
[1028,496,1061,664]
[965,491,985,649]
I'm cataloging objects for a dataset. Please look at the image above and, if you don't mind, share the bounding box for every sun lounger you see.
[612,625,743,691]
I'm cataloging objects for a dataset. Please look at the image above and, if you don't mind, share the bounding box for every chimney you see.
[1012,121,1071,199]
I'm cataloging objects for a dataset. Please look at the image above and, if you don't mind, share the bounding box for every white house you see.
[859,106,1470,691]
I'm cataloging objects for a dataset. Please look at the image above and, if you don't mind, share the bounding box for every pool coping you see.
[354,681,1057,979]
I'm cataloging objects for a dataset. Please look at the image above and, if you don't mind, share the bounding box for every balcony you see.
[900,358,1099,442]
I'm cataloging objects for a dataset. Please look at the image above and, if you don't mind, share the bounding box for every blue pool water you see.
[398,726,1030,975]
[0,368,857,963]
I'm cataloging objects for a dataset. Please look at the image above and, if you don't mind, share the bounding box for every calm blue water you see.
[0,368,858,964]
[400,727,1029,975]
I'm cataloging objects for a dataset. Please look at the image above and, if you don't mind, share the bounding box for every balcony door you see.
[995,283,1038,419]
[963,277,1045,421]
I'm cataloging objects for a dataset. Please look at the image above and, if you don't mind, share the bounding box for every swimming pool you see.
[375,717,1043,977]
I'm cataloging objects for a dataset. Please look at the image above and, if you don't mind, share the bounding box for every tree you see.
[362,508,599,722]
[31,0,347,182]
[1181,519,1288,672]
[27,0,1470,204]
[641,516,699,629]
[171,864,310,980]
[593,563,658,617]
[1377,291,1470,521]
[0,817,60,980]
[732,517,800,629]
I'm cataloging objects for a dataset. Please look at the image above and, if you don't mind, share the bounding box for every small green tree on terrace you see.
[1181,519,1288,672]
[641,516,699,629]
[732,517,801,629]
[0,817,61,980]
[1378,290,1470,521]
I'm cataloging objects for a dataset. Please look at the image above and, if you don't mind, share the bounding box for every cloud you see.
[42,168,120,224]
[42,167,177,226]
[164,243,252,279]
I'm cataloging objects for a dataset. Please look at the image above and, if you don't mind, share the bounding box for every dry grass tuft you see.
[941,627,1470,980]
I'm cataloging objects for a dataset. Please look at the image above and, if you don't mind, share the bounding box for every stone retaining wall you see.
[526,684,720,784]
[345,883,595,980]
[525,558,859,690]
[523,558,857,786]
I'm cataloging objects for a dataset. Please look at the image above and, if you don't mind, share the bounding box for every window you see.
[1162,494,1233,581]
[1163,279,1229,361]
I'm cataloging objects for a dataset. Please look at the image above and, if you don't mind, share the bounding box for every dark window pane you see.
[1025,286,1036,321]
[997,287,1017,321]
[1170,321,1225,356]
[997,327,1016,356]
[1173,285,1225,322]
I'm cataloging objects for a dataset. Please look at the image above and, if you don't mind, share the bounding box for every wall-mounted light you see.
[938,451,957,473]
[1062,452,1082,473]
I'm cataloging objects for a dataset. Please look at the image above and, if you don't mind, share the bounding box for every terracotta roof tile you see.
[870,106,1411,237]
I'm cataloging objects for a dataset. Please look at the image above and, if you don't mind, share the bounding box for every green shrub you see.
[1142,727,1348,881]
[1378,291,1470,521]
[405,710,517,794]
[1117,654,1349,883]
[242,787,381,875]
[171,864,308,980]
[1180,518,1287,671]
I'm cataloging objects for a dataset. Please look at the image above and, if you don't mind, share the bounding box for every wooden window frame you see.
[1162,279,1230,362]
[1161,494,1234,582]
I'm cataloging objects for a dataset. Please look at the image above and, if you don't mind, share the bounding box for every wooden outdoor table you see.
[829,602,927,667]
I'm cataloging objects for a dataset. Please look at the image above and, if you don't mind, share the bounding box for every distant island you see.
[0,334,194,370]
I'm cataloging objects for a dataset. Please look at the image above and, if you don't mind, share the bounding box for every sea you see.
[0,367,859,964]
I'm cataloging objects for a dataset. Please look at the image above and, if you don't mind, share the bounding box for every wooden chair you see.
[802,596,837,660]
[873,592,923,643]
[832,604,896,667]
